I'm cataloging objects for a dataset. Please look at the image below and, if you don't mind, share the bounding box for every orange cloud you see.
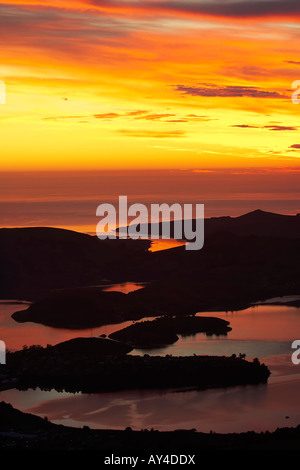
[0,0,300,170]
[3,0,300,21]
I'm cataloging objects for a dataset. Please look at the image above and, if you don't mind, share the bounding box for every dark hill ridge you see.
[50,337,133,356]
[12,232,300,328]
[205,209,300,238]
[118,209,300,240]
[2,210,300,301]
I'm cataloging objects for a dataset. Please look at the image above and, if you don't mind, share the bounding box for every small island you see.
[11,287,154,329]
[109,315,231,349]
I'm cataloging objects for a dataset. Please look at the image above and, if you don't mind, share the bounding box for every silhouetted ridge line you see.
[117,209,300,240]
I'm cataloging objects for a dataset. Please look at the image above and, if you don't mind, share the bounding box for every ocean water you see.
[0,170,299,235]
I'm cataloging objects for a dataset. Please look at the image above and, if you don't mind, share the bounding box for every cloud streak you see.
[93,113,121,119]
[175,84,287,99]
[118,129,186,138]
[42,110,213,124]
[86,0,300,19]
[2,1,300,34]
[232,124,298,131]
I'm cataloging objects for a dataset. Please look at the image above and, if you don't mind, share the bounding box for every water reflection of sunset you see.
[2,300,299,353]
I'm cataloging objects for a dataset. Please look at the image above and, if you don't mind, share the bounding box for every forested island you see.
[0,337,270,394]
[109,316,231,348]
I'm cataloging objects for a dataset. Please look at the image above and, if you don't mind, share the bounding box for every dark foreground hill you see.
[1,402,300,451]
[0,226,150,300]
[49,336,133,356]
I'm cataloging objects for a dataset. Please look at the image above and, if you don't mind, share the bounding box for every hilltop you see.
[119,209,300,240]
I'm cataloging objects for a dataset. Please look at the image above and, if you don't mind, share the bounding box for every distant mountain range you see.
[1,209,299,301]
[118,209,300,240]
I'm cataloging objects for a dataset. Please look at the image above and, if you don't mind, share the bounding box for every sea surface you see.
[1,170,300,236]
[0,290,300,433]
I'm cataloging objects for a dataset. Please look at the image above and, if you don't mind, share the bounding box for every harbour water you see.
[0,294,299,433]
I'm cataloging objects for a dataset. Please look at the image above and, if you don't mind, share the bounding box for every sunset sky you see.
[1,0,300,171]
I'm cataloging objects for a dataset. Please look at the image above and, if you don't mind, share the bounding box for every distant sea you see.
[0,170,299,234]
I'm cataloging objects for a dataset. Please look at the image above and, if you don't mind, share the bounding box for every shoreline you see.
[10,290,300,330]
[1,401,300,451]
